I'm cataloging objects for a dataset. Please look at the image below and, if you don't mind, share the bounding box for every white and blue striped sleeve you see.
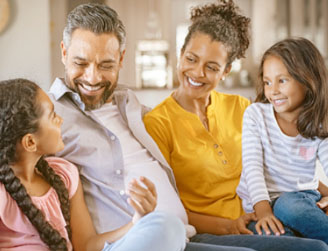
[242,105,270,208]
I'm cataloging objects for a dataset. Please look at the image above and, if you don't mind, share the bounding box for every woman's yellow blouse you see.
[144,91,250,220]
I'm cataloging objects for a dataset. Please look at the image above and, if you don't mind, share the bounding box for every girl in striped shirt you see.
[237,37,328,243]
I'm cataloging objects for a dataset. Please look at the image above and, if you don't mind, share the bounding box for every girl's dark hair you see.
[0,79,71,250]
[182,0,251,67]
[256,37,328,139]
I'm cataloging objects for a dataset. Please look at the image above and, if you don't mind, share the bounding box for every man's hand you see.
[317,196,328,215]
[126,176,157,224]
[231,212,257,234]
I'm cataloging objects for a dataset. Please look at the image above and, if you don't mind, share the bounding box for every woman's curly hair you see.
[0,79,71,250]
[181,0,251,67]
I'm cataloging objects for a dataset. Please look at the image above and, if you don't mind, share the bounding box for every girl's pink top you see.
[0,157,79,250]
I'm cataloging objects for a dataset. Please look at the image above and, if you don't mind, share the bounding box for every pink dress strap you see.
[0,157,79,250]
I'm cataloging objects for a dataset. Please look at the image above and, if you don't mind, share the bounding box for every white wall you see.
[50,0,67,84]
[317,162,328,186]
[251,0,276,64]
[0,0,52,90]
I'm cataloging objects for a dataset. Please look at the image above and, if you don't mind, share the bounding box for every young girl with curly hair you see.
[237,37,328,243]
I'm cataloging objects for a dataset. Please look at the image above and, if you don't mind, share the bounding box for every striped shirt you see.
[237,103,328,213]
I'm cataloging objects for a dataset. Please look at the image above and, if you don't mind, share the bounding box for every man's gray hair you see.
[63,3,126,52]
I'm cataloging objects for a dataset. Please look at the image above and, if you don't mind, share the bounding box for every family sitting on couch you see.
[0,1,328,250]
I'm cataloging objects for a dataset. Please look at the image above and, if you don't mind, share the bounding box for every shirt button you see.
[222,160,227,165]
[116,169,122,175]
[218,151,223,156]
[214,144,219,148]
[119,190,125,195]
[110,135,116,141]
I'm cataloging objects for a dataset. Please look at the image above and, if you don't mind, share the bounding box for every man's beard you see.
[83,84,114,110]
[64,74,117,110]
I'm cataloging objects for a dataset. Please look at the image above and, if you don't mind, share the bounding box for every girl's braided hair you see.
[0,78,71,250]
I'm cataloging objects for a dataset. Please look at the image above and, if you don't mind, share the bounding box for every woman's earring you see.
[222,76,225,81]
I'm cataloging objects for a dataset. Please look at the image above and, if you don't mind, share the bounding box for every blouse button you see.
[222,160,227,165]
[218,151,223,156]
[119,190,125,195]
[214,144,219,148]
[110,135,116,141]
[116,169,122,175]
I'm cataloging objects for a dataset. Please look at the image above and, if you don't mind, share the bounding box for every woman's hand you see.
[231,212,257,234]
[126,176,157,224]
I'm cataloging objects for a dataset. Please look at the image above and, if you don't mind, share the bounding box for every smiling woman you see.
[144,1,252,237]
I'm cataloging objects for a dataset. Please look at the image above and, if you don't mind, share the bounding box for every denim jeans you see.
[273,190,328,244]
[186,240,254,251]
[188,233,328,251]
[102,211,186,251]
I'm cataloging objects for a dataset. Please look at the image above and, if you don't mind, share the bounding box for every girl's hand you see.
[255,213,284,236]
[254,200,284,236]
[317,196,328,215]
[231,212,257,234]
[126,176,157,224]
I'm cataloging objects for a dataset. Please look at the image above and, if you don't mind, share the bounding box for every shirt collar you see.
[49,78,86,111]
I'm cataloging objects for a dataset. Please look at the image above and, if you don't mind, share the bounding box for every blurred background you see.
[0,0,328,182]
[1,0,327,102]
